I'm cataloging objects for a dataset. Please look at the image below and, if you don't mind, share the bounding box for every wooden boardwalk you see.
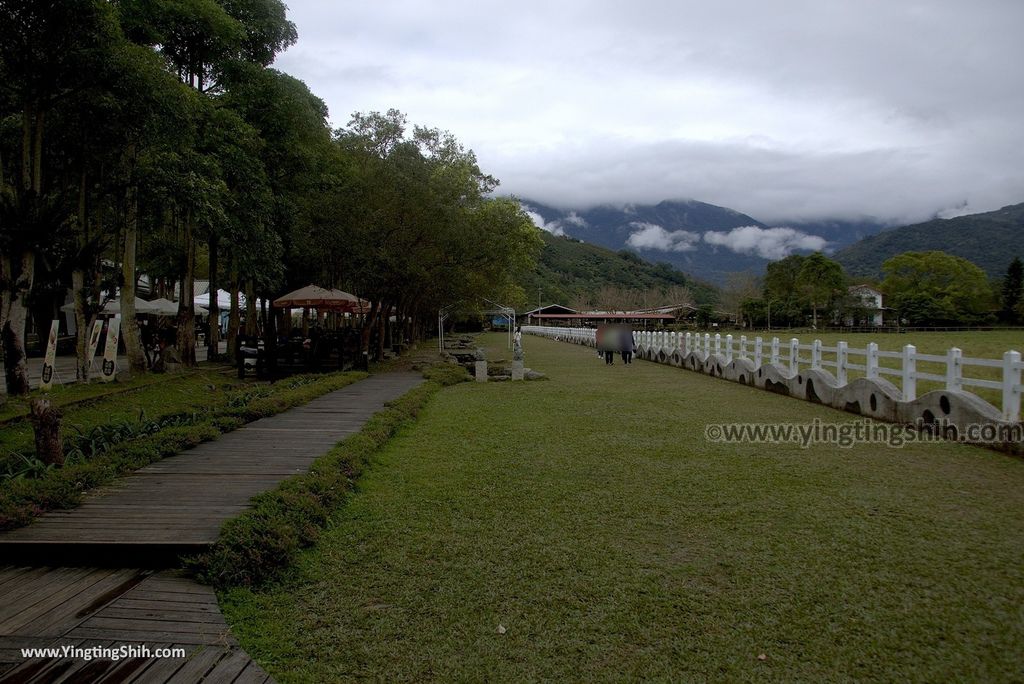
[0,567,271,683]
[0,371,425,682]
[0,372,424,564]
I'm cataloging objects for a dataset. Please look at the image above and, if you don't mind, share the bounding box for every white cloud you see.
[521,205,564,236]
[626,222,701,252]
[564,211,587,227]
[702,225,828,260]
[276,1,1024,223]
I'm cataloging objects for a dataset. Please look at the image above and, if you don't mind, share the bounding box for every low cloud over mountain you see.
[519,198,887,284]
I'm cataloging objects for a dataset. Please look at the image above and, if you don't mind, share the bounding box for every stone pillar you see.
[511,360,524,381]
[475,360,488,382]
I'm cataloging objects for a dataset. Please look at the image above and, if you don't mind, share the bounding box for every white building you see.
[845,285,885,326]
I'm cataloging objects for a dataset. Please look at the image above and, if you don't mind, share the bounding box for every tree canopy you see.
[0,0,542,393]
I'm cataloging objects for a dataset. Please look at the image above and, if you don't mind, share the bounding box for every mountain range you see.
[833,202,1024,278]
[518,199,889,284]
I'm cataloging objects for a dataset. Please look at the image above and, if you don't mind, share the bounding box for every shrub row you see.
[0,371,368,530]
[190,364,469,589]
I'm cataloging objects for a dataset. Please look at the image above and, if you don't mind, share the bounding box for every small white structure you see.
[846,285,885,327]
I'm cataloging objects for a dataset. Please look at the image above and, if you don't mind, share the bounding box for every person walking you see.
[619,326,636,364]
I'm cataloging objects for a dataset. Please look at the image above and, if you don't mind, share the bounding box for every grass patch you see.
[222,333,1024,681]
[0,371,367,529]
[0,370,181,425]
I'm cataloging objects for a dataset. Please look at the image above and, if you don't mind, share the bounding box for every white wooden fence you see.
[523,326,1024,423]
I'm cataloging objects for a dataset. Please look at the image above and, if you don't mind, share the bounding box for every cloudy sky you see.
[274,1,1024,224]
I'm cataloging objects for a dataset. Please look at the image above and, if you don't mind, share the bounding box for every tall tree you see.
[882,251,994,325]
[797,252,845,328]
[1000,256,1022,324]
[0,0,121,394]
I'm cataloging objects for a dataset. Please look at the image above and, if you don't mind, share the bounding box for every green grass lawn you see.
[222,333,1024,682]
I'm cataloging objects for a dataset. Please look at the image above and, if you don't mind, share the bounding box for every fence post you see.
[812,339,822,369]
[836,341,848,385]
[771,337,780,365]
[704,333,711,359]
[724,334,733,363]
[946,347,962,391]
[902,344,917,401]
[754,337,763,367]
[864,342,880,378]
[1003,350,1022,422]
[739,335,747,359]
[789,338,799,376]
[714,333,722,357]
[685,332,691,355]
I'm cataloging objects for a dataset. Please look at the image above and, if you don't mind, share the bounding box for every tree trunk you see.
[1,250,35,396]
[227,257,240,363]
[244,280,257,336]
[29,398,63,466]
[207,233,220,360]
[176,212,197,366]
[72,268,90,380]
[120,185,147,373]
[377,303,392,360]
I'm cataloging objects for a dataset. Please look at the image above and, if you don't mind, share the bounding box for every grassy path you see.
[223,334,1024,681]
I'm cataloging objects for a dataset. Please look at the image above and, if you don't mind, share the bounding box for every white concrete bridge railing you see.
[523,326,1023,429]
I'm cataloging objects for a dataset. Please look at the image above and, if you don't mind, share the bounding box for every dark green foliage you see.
[1000,257,1023,323]
[421,363,472,386]
[190,379,442,589]
[521,231,718,307]
[835,203,1024,278]
[882,251,995,325]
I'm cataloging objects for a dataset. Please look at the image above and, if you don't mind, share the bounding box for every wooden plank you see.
[199,648,257,684]
[0,568,103,628]
[111,600,220,615]
[21,569,150,637]
[231,658,273,684]
[156,646,226,683]
[77,617,228,636]
[122,645,191,684]
[67,628,229,646]
[91,608,225,625]
[0,568,120,635]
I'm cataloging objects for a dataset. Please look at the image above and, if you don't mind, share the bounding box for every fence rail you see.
[524,326,1023,423]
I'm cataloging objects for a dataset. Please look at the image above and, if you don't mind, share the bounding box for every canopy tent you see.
[60,296,158,316]
[194,289,245,311]
[272,285,367,312]
[146,298,181,317]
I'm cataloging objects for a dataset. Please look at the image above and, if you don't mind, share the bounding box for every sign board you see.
[101,317,120,382]
[40,320,59,391]
[86,318,103,372]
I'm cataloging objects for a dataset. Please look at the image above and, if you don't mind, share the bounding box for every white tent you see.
[59,296,158,316]
[194,289,244,311]
[146,298,181,317]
